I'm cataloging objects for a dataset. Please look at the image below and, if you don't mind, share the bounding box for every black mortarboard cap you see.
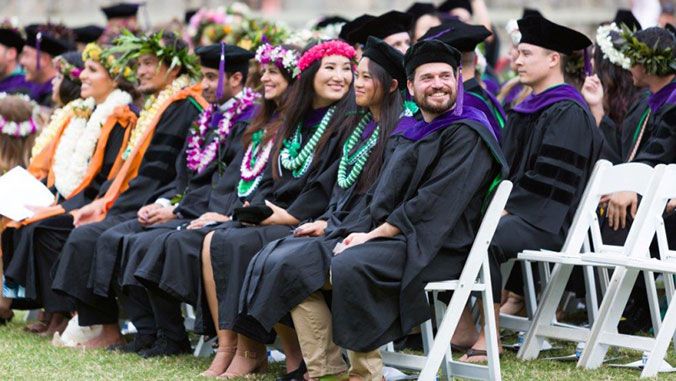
[185,9,198,25]
[348,11,413,46]
[438,0,472,14]
[362,36,406,88]
[406,3,437,20]
[73,25,104,44]
[404,38,461,77]
[614,9,642,31]
[522,8,543,19]
[339,14,375,44]
[420,19,491,52]
[0,28,24,52]
[101,3,140,20]
[315,16,349,29]
[25,24,75,57]
[195,43,254,72]
[517,16,592,55]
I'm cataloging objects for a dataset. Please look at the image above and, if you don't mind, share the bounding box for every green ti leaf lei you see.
[337,113,379,189]
[617,24,676,76]
[280,106,335,178]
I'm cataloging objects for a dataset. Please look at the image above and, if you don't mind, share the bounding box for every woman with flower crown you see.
[182,39,357,378]
[0,42,138,337]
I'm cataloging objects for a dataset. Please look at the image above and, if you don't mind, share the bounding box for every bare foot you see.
[81,324,124,349]
[201,346,236,377]
[458,334,503,363]
[499,292,526,316]
[218,350,268,378]
[40,313,68,337]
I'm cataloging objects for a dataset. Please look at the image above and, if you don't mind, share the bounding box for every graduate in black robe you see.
[420,19,507,141]
[49,34,206,349]
[191,40,360,378]
[286,40,506,380]
[234,36,411,344]
[474,17,603,362]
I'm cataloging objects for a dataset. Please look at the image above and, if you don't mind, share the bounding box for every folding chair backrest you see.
[560,160,658,256]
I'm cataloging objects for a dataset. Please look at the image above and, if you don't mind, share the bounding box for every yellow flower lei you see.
[122,75,190,159]
[30,100,76,161]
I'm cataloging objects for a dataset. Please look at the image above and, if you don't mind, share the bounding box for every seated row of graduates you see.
[0,14,619,381]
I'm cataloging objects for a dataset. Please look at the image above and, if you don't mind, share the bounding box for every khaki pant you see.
[291,278,383,380]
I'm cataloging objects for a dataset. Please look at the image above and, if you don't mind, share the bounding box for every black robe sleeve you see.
[598,116,622,164]
[107,98,201,217]
[634,104,676,166]
[505,101,601,234]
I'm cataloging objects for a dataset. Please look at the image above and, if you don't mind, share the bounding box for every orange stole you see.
[27,114,73,180]
[74,84,207,225]
[7,106,138,228]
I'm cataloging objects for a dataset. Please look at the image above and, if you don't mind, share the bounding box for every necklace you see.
[122,75,190,160]
[280,106,335,178]
[238,129,273,197]
[186,88,259,173]
[337,113,379,189]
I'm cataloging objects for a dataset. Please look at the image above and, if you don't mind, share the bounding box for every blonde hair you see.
[0,95,43,173]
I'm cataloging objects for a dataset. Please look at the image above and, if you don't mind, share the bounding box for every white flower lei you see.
[122,75,190,160]
[0,92,40,137]
[596,22,632,70]
[52,89,132,197]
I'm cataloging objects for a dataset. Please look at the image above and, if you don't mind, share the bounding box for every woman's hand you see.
[137,203,163,225]
[260,200,300,226]
[606,191,638,231]
[293,220,328,237]
[187,212,230,229]
[142,205,177,226]
[72,200,105,227]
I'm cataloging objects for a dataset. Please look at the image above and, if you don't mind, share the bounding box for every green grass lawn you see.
[2,312,676,380]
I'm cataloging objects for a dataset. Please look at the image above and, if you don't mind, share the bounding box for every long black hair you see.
[271,49,357,178]
[593,44,641,131]
[353,58,403,194]
[243,45,300,148]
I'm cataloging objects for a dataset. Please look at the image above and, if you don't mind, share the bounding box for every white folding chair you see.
[517,160,663,361]
[578,164,676,377]
[388,180,511,381]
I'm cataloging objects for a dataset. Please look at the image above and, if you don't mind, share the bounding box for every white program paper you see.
[0,166,54,221]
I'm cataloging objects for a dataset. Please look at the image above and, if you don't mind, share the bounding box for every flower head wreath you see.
[0,92,40,137]
[618,24,676,76]
[595,22,632,70]
[53,55,82,82]
[255,43,301,77]
[82,43,136,82]
[296,40,357,78]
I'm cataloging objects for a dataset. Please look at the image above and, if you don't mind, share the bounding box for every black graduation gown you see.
[330,120,506,352]
[204,112,343,333]
[234,134,404,343]
[50,98,201,309]
[1,118,128,312]
[492,99,603,296]
[87,112,251,299]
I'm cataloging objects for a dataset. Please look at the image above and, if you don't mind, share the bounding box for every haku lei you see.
[596,23,631,70]
[52,89,132,197]
[280,105,335,178]
[255,43,300,77]
[186,87,260,173]
[238,129,274,197]
[122,75,190,160]
[0,92,40,137]
[337,113,379,189]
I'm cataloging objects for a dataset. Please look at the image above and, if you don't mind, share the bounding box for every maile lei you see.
[337,112,379,189]
[52,89,133,197]
[280,106,335,177]
[186,87,260,173]
[122,75,190,160]
[238,129,274,197]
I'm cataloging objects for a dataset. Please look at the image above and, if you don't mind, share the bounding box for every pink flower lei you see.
[255,43,300,77]
[296,40,357,78]
[186,88,261,173]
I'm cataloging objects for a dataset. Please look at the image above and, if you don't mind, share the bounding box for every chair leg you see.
[642,296,676,378]
[577,267,640,369]
[643,271,662,335]
[482,258,502,381]
[583,265,599,324]
[522,261,538,319]
[517,263,574,360]
[664,273,676,352]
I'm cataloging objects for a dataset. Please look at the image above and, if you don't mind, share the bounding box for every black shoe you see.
[107,333,156,353]
[139,336,191,358]
[275,361,307,381]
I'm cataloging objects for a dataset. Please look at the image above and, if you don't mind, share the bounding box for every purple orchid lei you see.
[186,88,260,173]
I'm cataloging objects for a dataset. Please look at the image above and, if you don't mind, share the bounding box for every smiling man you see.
[458,16,604,363]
